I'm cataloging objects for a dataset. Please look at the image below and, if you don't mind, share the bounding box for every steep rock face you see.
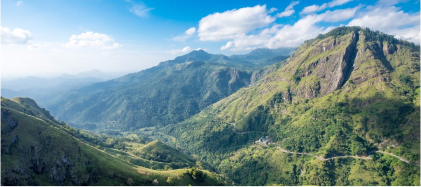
[280,29,407,101]
[290,32,358,97]
[162,27,420,185]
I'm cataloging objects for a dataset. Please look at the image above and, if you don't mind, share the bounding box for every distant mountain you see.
[1,89,19,99]
[157,26,420,185]
[1,97,225,185]
[2,75,101,91]
[75,69,125,80]
[46,48,292,131]
[1,70,126,108]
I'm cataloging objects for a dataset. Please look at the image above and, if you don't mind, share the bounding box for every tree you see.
[166,177,174,184]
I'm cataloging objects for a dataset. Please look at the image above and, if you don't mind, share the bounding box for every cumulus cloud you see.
[65,32,121,49]
[16,1,23,6]
[301,0,353,14]
[173,27,197,42]
[1,26,32,44]
[220,6,359,51]
[277,1,300,18]
[198,5,276,41]
[166,46,192,54]
[348,3,420,44]
[220,41,234,50]
[197,3,360,51]
[1,26,46,50]
[185,27,196,35]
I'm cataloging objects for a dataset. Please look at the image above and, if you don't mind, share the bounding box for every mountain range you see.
[1,26,419,186]
[45,48,294,131]
[156,26,420,185]
[1,70,126,109]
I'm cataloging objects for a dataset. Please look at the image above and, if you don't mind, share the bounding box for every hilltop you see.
[156,26,420,185]
[45,48,293,132]
[1,97,226,185]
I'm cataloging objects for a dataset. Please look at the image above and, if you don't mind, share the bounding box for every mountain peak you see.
[185,49,209,56]
[172,49,212,63]
[306,26,417,48]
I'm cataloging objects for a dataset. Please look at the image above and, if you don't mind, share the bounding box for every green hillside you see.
[155,27,420,185]
[137,140,196,166]
[47,49,290,132]
[1,97,226,186]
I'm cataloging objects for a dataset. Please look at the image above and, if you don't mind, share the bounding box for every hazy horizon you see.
[2,0,420,78]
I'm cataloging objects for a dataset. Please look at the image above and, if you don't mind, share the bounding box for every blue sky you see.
[1,0,420,78]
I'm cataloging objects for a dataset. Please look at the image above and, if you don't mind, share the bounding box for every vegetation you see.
[46,49,290,132]
[2,26,419,186]
[217,145,419,186]
[150,26,420,185]
[1,97,226,185]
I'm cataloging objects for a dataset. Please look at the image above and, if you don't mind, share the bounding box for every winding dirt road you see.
[227,122,419,166]
[275,144,419,166]
[275,145,372,161]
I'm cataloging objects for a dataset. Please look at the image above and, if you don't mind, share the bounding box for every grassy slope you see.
[138,140,196,165]
[47,51,287,132]
[1,97,226,186]
[158,27,420,185]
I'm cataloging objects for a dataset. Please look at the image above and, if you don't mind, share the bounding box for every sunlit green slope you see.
[1,97,226,186]
[157,26,420,185]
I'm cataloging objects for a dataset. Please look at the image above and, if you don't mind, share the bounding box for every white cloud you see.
[268,7,278,13]
[16,1,23,6]
[301,0,353,14]
[130,4,154,18]
[329,0,354,7]
[185,27,196,35]
[377,0,406,6]
[198,5,276,41]
[1,26,32,44]
[166,46,192,54]
[65,32,121,49]
[348,4,420,44]
[321,6,361,22]
[220,7,359,51]
[220,41,234,50]
[277,1,300,18]
[389,25,420,44]
[173,27,196,42]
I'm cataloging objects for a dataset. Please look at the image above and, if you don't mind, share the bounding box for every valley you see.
[2,26,420,186]
[1,97,227,185]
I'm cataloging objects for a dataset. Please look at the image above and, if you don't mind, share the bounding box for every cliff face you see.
[164,28,420,185]
[245,27,417,107]
[290,32,359,97]
[287,30,399,99]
